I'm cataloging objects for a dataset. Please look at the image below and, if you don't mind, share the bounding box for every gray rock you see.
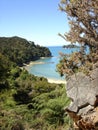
[66,68,98,115]
[78,105,94,115]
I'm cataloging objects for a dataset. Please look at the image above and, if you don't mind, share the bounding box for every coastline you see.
[47,78,66,84]
[22,58,55,70]
[23,57,52,66]
[20,60,45,70]
[21,59,67,85]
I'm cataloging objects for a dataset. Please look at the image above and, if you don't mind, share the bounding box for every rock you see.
[66,68,98,115]
[78,105,94,115]
[66,68,98,130]
[77,107,98,130]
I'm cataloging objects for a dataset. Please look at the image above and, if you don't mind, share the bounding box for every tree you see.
[57,0,98,78]
[0,36,52,66]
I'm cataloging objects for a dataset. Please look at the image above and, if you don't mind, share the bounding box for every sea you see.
[26,46,79,81]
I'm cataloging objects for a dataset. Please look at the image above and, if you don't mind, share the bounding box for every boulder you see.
[66,68,98,130]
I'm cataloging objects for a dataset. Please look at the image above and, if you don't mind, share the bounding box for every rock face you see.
[66,68,98,130]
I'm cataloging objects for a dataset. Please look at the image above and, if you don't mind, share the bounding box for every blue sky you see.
[0,0,69,46]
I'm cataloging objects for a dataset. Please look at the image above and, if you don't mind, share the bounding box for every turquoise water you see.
[27,46,78,80]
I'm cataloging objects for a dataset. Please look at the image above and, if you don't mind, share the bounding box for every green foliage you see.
[0,53,15,90]
[40,86,70,126]
[13,89,32,104]
[0,36,52,66]
[41,99,65,124]
[0,36,71,129]
[11,122,25,130]
[0,53,9,80]
[10,67,21,79]
[0,64,71,129]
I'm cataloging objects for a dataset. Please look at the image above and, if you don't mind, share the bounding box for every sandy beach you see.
[25,61,45,66]
[21,60,67,85]
[47,78,66,84]
[21,61,45,70]
[23,60,55,68]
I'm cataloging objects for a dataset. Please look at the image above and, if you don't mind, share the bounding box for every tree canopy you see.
[57,0,98,78]
[0,36,52,66]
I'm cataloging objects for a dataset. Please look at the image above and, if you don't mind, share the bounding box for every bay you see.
[26,46,78,81]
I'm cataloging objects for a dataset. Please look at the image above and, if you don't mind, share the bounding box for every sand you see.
[21,61,67,84]
[47,78,66,84]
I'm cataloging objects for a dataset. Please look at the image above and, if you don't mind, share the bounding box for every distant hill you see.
[0,36,52,66]
[63,44,80,49]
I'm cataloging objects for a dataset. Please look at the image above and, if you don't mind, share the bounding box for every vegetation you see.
[57,0,98,78]
[63,44,80,49]
[0,36,71,129]
[0,36,52,66]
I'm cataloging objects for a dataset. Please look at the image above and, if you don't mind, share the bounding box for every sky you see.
[0,0,69,46]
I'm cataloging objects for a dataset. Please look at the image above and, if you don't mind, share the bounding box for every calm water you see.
[27,46,78,81]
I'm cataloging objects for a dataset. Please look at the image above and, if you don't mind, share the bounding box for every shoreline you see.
[20,61,45,70]
[21,56,58,69]
[47,78,66,84]
[23,57,53,68]
[21,59,67,85]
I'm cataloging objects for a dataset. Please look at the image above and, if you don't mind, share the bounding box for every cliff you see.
[65,66,98,130]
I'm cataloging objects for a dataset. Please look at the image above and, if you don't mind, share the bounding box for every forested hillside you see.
[0,36,52,66]
[0,36,71,130]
